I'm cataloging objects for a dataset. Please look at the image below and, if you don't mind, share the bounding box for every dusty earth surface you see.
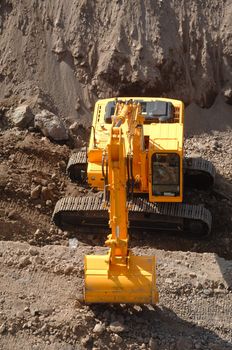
[0,102,232,350]
[0,0,232,349]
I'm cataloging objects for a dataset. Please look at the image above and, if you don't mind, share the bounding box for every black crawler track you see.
[66,151,87,182]
[52,194,212,237]
[59,152,215,237]
[183,157,215,189]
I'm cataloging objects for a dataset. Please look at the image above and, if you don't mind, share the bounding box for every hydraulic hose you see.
[102,152,109,202]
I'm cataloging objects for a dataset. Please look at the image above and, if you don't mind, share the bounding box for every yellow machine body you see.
[87,97,184,203]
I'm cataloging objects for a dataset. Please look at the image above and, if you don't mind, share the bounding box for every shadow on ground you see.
[86,304,232,349]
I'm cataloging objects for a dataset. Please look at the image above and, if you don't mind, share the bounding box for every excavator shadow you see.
[123,169,229,246]
[86,303,232,348]
[64,170,232,297]
[128,172,232,292]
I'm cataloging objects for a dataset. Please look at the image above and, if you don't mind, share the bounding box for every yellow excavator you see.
[53,98,215,304]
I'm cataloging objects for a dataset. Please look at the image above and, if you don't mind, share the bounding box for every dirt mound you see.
[0,129,71,245]
[185,95,232,135]
[0,0,232,122]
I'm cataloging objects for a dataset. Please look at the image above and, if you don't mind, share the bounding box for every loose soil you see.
[0,123,232,349]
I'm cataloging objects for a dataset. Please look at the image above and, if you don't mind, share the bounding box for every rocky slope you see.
[0,0,232,122]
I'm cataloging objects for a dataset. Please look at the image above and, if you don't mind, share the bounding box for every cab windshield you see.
[152,153,180,196]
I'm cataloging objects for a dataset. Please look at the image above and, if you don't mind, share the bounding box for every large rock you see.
[30,184,42,199]
[223,88,232,105]
[34,110,68,141]
[93,322,105,334]
[10,105,34,128]
[109,321,125,333]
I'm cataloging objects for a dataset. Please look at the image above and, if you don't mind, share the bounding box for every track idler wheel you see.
[184,219,209,238]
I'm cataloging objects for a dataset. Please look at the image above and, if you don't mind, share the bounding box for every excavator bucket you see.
[84,253,158,304]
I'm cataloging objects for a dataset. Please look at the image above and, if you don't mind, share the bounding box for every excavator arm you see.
[105,127,128,265]
[84,103,158,304]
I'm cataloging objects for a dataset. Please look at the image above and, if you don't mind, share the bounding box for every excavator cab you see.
[151,153,181,197]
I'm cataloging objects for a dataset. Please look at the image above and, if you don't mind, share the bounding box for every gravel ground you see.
[0,127,232,349]
[0,241,231,350]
